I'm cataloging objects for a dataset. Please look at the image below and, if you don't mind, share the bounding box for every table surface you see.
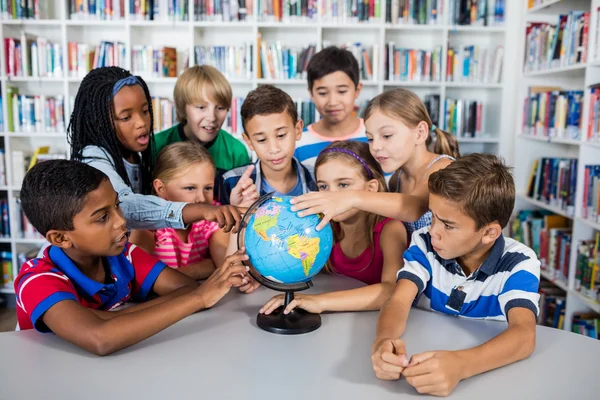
[0,274,599,400]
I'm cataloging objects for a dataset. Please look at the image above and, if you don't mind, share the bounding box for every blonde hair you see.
[364,88,460,159]
[152,142,216,194]
[314,141,387,274]
[174,65,232,124]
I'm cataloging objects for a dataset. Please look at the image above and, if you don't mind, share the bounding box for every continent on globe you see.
[253,203,282,241]
[286,234,321,276]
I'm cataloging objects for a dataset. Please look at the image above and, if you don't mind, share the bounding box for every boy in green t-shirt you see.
[154,65,251,172]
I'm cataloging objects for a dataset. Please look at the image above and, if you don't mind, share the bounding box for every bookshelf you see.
[515,0,600,332]
[0,0,516,296]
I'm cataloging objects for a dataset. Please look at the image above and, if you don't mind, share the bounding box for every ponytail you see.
[429,126,460,159]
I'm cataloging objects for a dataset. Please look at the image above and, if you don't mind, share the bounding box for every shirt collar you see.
[256,158,305,195]
[478,236,506,275]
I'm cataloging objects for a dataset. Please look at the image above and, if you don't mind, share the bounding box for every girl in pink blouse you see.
[260,141,407,315]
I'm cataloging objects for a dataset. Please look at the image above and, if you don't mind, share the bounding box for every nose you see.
[429,217,442,240]
[134,112,147,129]
[114,206,127,231]
[195,191,206,204]
[267,140,280,155]
[370,137,382,152]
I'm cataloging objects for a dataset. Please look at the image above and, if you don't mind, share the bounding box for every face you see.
[113,85,151,153]
[310,71,361,125]
[316,158,379,222]
[52,180,128,257]
[365,109,427,174]
[428,194,489,261]
[243,112,303,174]
[154,162,215,205]
[184,87,229,143]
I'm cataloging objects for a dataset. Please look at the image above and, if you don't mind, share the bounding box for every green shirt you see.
[153,124,251,171]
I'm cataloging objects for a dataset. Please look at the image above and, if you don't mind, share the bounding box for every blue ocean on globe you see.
[244,196,334,284]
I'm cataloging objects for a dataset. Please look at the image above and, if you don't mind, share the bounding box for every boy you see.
[15,160,250,356]
[153,65,251,172]
[371,154,540,397]
[222,85,317,202]
[294,46,366,169]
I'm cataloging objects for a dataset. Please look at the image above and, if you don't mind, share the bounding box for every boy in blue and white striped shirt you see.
[372,153,540,397]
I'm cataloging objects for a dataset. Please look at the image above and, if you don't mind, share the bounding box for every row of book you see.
[1,252,12,287]
[521,87,583,140]
[384,44,442,83]
[69,0,125,20]
[333,42,377,81]
[510,210,571,285]
[258,0,318,22]
[195,0,252,21]
[524,11,590,73]
[385,0,439,25]
[538,280,565,329]
[67,41,126,78]
[12,147,68,186]
[321,0,380,23]
[526,158,578,216]
[5,87,66,133]
[131,45,179,78]
[449,0,504,26]
[0,200,9,238]
[4,35,63,78]
[0,149,6,186]
[194,44,254,80]
[129,0,189,21]
[13,198,43,240]
[151,97,177,132]
[586,85,600,142]
[582,165,600,223]
[446,45,503,83]
[443,98,484,138]
[575,234,600,304]
[0,0,45,19]
[258,39,316,80]
[572,312,600,340]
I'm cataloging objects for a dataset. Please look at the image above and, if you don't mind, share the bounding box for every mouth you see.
[115,231,128,246]
[201,125,217,134]
[376,156,388,163]
[326,110,343,116]
[136,133,149,145]
[270,157,285,165]
[432,245,442,253]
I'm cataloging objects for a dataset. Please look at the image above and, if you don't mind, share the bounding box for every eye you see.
[444,224,454,231]
[120,116,131,122]
[205,186,214,192]
[184,186,195,191]
[338,183,349,189]
[217,106,227,111]
[256,138,266,144]
[317,92,326,96]
[383,134,393,139]
[196,105,205,110]
[277,133,288,139]
[143,108,149,114]
[317,184,328,191]
[366,137,373,142]
[338,90,348,95]
[97,212,109,223]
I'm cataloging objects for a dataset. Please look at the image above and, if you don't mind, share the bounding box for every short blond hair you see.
[174,65,232,124]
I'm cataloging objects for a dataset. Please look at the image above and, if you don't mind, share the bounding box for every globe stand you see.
[256,290,321,335]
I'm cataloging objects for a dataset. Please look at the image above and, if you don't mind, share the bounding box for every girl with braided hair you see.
[259,141,407,316]
[69,67,242,232]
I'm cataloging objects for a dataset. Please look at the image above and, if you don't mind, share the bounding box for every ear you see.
[354,82,363,100]
[415,121,429,145]
[153,179,168,199]
[294,119,304,140]
[46,230,73,250]
[365,178,379,193]
[242,133,255,152]
[481,221,502,245]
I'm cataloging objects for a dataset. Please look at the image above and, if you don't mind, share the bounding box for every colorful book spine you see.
[131,46,181,78]
[6,88,65,133]
[581,165,600,222]
[195,0,253,21]
[446,44,503,83]
[383,43,440,82]
[68,41,126,77]
[1,252,13,287]
[322,0,380,23]
[69,0,125,20]
[151,97,177,132]
[572,312,600,340]
[257,0,318,22]
[127,0,188,21]
[385,0,440,25]
[0,0,45,20]
[4,35,63,77]
[323,42,377,81]
[442,98,484,138]
[258,40,316,80]
[575,234,600,303]
[448,0,503,26]
[522,87,583,140]
[527,157,578,215]
[195,43,254,80]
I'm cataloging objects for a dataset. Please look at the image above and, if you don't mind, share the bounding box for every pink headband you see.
[320,148,373,179]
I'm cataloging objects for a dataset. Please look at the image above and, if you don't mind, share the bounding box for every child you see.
[222,85,317,201]
[15,160,251,356]
[131,142,259,293]
[259,141,407,315]
[153,65,251,172]
[291,88,460,238]
[294,46,366,169]
[69,67,241,232]
[371,154,540,397]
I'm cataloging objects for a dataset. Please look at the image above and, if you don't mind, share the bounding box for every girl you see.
[69,67,243,232]
[289,88,460,239]
[260,141,407,315]
[131,142,259,293]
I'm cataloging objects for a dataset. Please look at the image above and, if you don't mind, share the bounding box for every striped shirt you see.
[154,221,220,268]
[397,227,541,321]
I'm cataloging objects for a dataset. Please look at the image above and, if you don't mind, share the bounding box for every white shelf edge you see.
[523,63,587,77]
[570,289,600,314]
[2,132,66,138]
[577,217,600,231]
[526,0,563,14]
[445,82,503,89]
[517,194,574,220]
[447,25,506,33]
[13,238,46,245]
[0,287,15,294]
[382,81,442,87]
[457,137,500,143]
[518,134,581,146]
[540,269,569,292]
[583,140,600,148]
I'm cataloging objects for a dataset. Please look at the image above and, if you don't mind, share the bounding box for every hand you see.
[290,191,359,230]
[230,165,259,208]
[199,204,243,233]
[194,248,250,309]
[238,274,260,294]
[402,351,464,397]
[259,293,323,315]
[371,337,409,381]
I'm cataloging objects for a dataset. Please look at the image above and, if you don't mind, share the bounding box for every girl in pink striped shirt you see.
[131,142,258,292]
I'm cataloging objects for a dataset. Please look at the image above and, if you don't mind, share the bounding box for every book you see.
[386,0,439,25]
[194,43,254,80]
[526,158,578,215]
[384,43,442,82]
[68,41,126,77]
[522,86,583,140]
[446,44,503,83]
[132,46,185,78]
[4,35,63,77]
[575,234,600,303]
[5,89,65,133]
[443,98,484,138]
[323,42,377,81]
[195,0,254,21]
[572,312,600,340]
[581,165,600,222]
[258,39,316,80]
[258,0,318,22]
[0,0,47,19]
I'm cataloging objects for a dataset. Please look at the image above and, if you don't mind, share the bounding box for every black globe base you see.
[256,291,321,335]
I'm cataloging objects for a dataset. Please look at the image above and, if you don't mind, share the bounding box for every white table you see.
[0,274,599,399]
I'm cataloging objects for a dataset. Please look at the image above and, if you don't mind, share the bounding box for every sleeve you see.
[16,268,78,333]
[396,231,432,295]
[82,146,187,230]
[232,137,251,167]
[127,243,168,301]
[221,172,240,205]
[214,170,230,205]
[498,256,541,319]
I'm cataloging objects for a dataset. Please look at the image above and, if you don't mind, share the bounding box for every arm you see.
[402,308,536,397]
[260,220,407,314]
[129,230,156,254]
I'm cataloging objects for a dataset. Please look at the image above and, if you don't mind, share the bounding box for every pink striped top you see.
[154,221,220,268]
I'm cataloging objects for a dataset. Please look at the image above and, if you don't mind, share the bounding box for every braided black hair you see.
[68,66,155,194]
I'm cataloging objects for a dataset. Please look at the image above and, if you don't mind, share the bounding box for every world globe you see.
[238,192,334,334]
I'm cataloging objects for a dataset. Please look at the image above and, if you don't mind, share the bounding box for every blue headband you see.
[112,76,140,97]
[321,148,373,179]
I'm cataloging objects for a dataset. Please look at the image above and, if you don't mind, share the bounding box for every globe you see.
[238,192,334,334]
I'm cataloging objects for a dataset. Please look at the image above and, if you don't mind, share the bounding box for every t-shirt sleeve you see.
[396,231,432,295]
[126,244,168,301]
[16,267,78,333]
[498,256,541,319]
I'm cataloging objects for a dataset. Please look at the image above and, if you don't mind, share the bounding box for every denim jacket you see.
[81,146,187,230]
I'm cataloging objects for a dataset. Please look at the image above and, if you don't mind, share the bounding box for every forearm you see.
[181,203,207,225]
[455,324,536,380]
[317,283,394,312]
[178,259,216,280]
[354,192,428,223]
[375,295,412,340]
